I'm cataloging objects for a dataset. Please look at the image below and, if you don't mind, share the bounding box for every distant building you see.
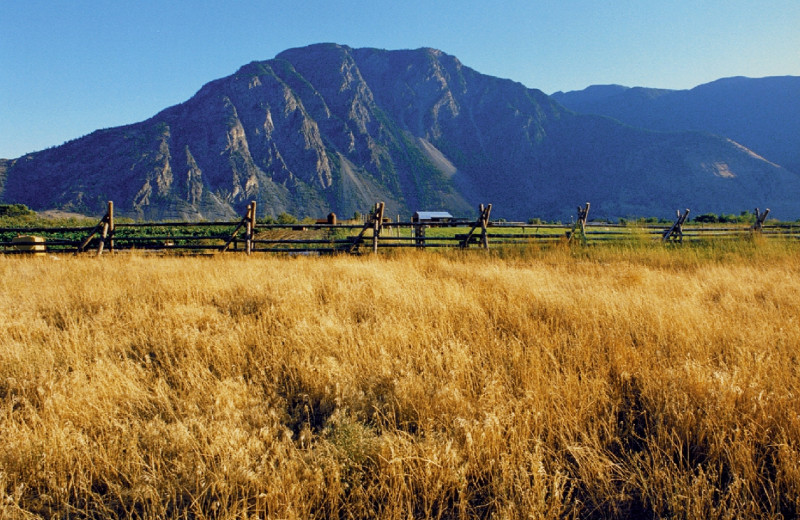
[413,211,453,223]
[314,213,337,225]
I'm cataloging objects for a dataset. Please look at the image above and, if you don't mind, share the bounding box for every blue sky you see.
[2,0,799,159]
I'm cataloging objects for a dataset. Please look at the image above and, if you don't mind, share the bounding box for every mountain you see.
[0,159,8,196]
[552,76,800,175]
[3,44,800,221]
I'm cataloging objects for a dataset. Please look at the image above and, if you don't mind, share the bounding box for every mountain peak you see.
[2,47,799,221]
[275,42,358,65]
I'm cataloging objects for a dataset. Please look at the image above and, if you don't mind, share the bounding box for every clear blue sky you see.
[2,0,799,159]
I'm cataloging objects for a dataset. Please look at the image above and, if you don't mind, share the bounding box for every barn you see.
[412,211,453,223]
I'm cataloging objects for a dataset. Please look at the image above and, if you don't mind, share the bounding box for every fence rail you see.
[2,201,799,256]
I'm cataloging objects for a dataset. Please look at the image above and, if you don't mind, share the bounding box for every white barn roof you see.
[414,211,453,220]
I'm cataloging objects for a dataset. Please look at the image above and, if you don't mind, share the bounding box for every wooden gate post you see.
[662,209,690,243]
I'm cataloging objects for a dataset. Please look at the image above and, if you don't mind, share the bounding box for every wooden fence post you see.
[222,202,255,253]
[662,209,690,243]
[96,201,114,256]
[97,219,109,256]
[79,203,114,254]
[415,221,425,247]
[348,202,385,254]
[372,202,385,254]
[752,207,770,232]
[107,201,115,253]
[481,203,492,249]
[411,215,427,248]
[461,203,492,249]
[245,201,256,255]
[251,201,257,252]
[567,202,590,245]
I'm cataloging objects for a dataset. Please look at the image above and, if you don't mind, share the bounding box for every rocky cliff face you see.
[3,44,800,221]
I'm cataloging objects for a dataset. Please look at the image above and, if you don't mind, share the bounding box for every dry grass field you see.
[1,241,799,519]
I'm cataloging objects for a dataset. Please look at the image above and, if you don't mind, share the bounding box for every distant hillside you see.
[3,45,800,221]
[552,76,800,175]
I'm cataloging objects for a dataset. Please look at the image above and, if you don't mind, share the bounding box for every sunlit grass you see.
[1,242,799,518]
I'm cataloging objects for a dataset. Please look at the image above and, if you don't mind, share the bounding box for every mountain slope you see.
[552,76,800,175]
[3,45,800,221]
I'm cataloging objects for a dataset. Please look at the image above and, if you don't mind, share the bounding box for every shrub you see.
[694,213,719,223]
[0,203,34,217]
[277,212,299,225]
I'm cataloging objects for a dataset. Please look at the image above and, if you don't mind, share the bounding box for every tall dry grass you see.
[1,242,799,519]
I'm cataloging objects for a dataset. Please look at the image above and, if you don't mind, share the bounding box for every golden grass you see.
[1,242,799,519]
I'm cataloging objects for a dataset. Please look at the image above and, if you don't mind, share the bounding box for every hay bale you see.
[12,235,46,255]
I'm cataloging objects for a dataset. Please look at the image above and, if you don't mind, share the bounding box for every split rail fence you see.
[2,201,799,256]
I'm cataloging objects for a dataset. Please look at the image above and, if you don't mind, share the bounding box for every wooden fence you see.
[2,201,799,256]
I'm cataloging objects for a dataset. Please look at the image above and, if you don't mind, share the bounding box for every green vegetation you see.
[0,206,97,245]
[0,205,96,228]
[692,211,757,224]
[618,216,672,225]
[276,212,299,225]
[2,206,799,255]
[0,204,35,218]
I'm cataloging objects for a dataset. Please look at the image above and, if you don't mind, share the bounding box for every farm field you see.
[1,242,799,519]
[3,200,800,255]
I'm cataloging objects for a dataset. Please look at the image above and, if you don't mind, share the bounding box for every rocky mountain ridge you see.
[3,44,799,221]
[552,76,800,175]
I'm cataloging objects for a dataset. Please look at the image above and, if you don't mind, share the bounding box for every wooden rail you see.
[2,201,800,256]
